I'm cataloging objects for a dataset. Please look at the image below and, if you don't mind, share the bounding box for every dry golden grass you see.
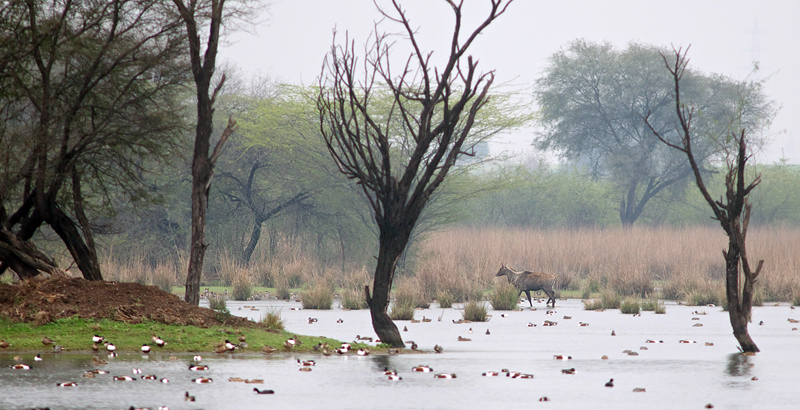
[98,226,799,304]
[416,226,800,302]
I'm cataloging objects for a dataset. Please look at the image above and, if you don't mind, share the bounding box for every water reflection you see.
[726,353,752,377]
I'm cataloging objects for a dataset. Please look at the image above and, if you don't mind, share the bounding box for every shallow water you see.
[1,299,799,409]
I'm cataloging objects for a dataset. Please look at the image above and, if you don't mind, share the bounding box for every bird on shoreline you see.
[42,337,54,346]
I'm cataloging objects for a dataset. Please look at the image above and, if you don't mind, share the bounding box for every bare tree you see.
[172,0,239,305]
[317,0,513,347]
[647,47,763,352]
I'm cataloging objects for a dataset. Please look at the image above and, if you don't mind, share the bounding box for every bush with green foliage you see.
[641,299,666,313]
[260,310,285,331]
[583,299,604,310]
[600,289,621,309]
[301,285,333,309]
[462,300,488,322]
[619,298,641,314]
[489,282,519,310]
[341,289,368,310]
[276,281,291,301]
[232,274,253,301]
[436,291,454,308]
[390,291,417,320]
[686,289,721,306]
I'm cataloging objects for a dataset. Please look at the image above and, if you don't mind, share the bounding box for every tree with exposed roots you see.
[317,0,513,348]
[647,47,763,352]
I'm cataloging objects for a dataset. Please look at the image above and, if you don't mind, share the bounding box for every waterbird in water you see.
[184,391,195,401]
[605,378,614,387]
[253,388,275,394]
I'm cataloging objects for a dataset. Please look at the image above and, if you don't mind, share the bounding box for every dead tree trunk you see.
[319,0,513,348]
[647,47,762,352]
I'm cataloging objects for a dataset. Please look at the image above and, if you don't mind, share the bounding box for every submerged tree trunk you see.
[723,235,760,352]
[365,235,406,348]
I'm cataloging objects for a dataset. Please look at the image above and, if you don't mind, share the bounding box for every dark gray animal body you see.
[495,264,557,307]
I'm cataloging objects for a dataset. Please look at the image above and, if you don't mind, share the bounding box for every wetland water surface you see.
[1,299,799,409]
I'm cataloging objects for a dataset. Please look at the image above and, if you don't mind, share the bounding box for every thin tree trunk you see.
[186,156,211,306]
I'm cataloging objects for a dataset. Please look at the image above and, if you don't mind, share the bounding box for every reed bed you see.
[417,226,800,303]
[97,226,799,306]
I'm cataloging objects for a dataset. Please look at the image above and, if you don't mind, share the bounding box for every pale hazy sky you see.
[222,0,799,164]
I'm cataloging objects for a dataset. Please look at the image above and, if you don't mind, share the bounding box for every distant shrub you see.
[686,289,720,306]
[641,299,666,314]
[276,280,291,301]
[390,291,417,320]
[436,291,454,308]
[489,282,519,310]
[583,299,604,310]
[209,295,227,311]
[580,286,591,300]
[619,298,641,314]
[301,285,333,309]
[341,289,368,310]
[600,290,621,309]
[260,310,284,331]
[462,300,488,322]
[232,274,253,301]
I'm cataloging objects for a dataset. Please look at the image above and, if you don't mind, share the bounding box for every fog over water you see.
[222,0,800,164]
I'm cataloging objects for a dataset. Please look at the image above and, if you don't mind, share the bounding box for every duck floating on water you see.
[434,373,457,379]
[192,377,213,384]
[253,388,275,394]
[57,382,77,387]
[11,364,30,370]
[412,365,433,372]
[114,376,135,381]
[189,364,209,371]
[433,345,443,353]
[605,378,614,387]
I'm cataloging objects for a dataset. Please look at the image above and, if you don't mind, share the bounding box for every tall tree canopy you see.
[0,0,188,280]
[535,40,775,226]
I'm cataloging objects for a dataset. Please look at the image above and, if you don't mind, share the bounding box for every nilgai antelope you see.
[495,264,557,307]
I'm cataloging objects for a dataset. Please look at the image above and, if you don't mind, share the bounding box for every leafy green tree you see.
[0,0,188,280]
[535,40,775,227]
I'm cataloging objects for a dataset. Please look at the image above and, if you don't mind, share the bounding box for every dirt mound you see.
[0,277,260,328]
